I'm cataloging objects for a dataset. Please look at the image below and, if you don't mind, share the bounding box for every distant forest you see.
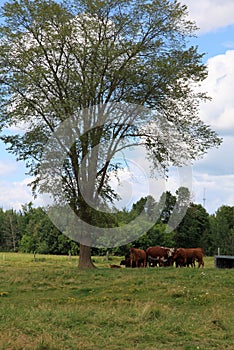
[0,188,233,256]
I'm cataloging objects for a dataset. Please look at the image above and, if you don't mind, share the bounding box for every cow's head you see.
[168,248,175,257]
[172,248,180,259]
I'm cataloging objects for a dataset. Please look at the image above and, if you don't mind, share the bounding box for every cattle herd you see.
[119,246,205,268]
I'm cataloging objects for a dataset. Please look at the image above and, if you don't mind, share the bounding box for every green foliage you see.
[19,234,36,253]
[135,223,172,249]
[157,190,177,224]
[174,204,210,249]
[0,208,21,252]
[1,187,234,256]
[0,203,78,255]
[210,205,234,255]
[0,0,221,206]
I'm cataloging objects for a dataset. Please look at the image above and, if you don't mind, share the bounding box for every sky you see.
[0,0,234,214]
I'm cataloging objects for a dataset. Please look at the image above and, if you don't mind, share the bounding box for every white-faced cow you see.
[146,246,174,267]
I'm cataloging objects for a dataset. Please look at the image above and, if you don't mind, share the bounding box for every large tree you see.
[0,0,221,268]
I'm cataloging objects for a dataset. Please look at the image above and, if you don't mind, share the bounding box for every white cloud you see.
[199,50,234,134]
[191,48,234,213]
[181,0,234,33]
[192,172,234,213]
[194,136,234,177]
[0,178,43,210]
[148,46,234,214]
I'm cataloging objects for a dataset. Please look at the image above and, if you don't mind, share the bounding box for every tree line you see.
[0,188,233,257]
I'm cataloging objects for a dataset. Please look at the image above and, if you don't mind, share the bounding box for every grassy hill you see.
[0,253,233,349]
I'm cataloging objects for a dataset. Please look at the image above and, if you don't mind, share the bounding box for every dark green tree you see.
[0,208,7,251]
[174,203,210,249]
[19,204,78,254]
[0,0,221,268]
[137,223,174,249]
[127,196,156,222]
[211,206,234,255]
[157,191,177,224]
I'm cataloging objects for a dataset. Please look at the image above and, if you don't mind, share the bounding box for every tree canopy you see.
[0,0,222,267]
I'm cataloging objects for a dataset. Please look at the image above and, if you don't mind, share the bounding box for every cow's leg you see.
[130,253,134,268]
[198,260,203,268]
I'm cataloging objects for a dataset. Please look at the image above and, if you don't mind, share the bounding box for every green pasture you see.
[0,253,233,350]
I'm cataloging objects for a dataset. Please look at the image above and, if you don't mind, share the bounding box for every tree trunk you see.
[78,244,96,269]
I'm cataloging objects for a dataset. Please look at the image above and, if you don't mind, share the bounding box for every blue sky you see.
[0,0,234,214]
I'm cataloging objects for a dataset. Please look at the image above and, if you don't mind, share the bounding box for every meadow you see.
[0,253,233,350]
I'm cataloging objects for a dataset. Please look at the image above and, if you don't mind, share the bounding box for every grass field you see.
[0,253,233,350]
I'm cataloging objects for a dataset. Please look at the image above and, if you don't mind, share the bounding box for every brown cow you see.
[174,255,196,268]
[120,257,137,268]
[173,248,204,268]
[110,264,122,268]
[146,246,174,267]
[129,248,147,268]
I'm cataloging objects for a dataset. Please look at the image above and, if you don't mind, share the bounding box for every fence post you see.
[106,251,109,262]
